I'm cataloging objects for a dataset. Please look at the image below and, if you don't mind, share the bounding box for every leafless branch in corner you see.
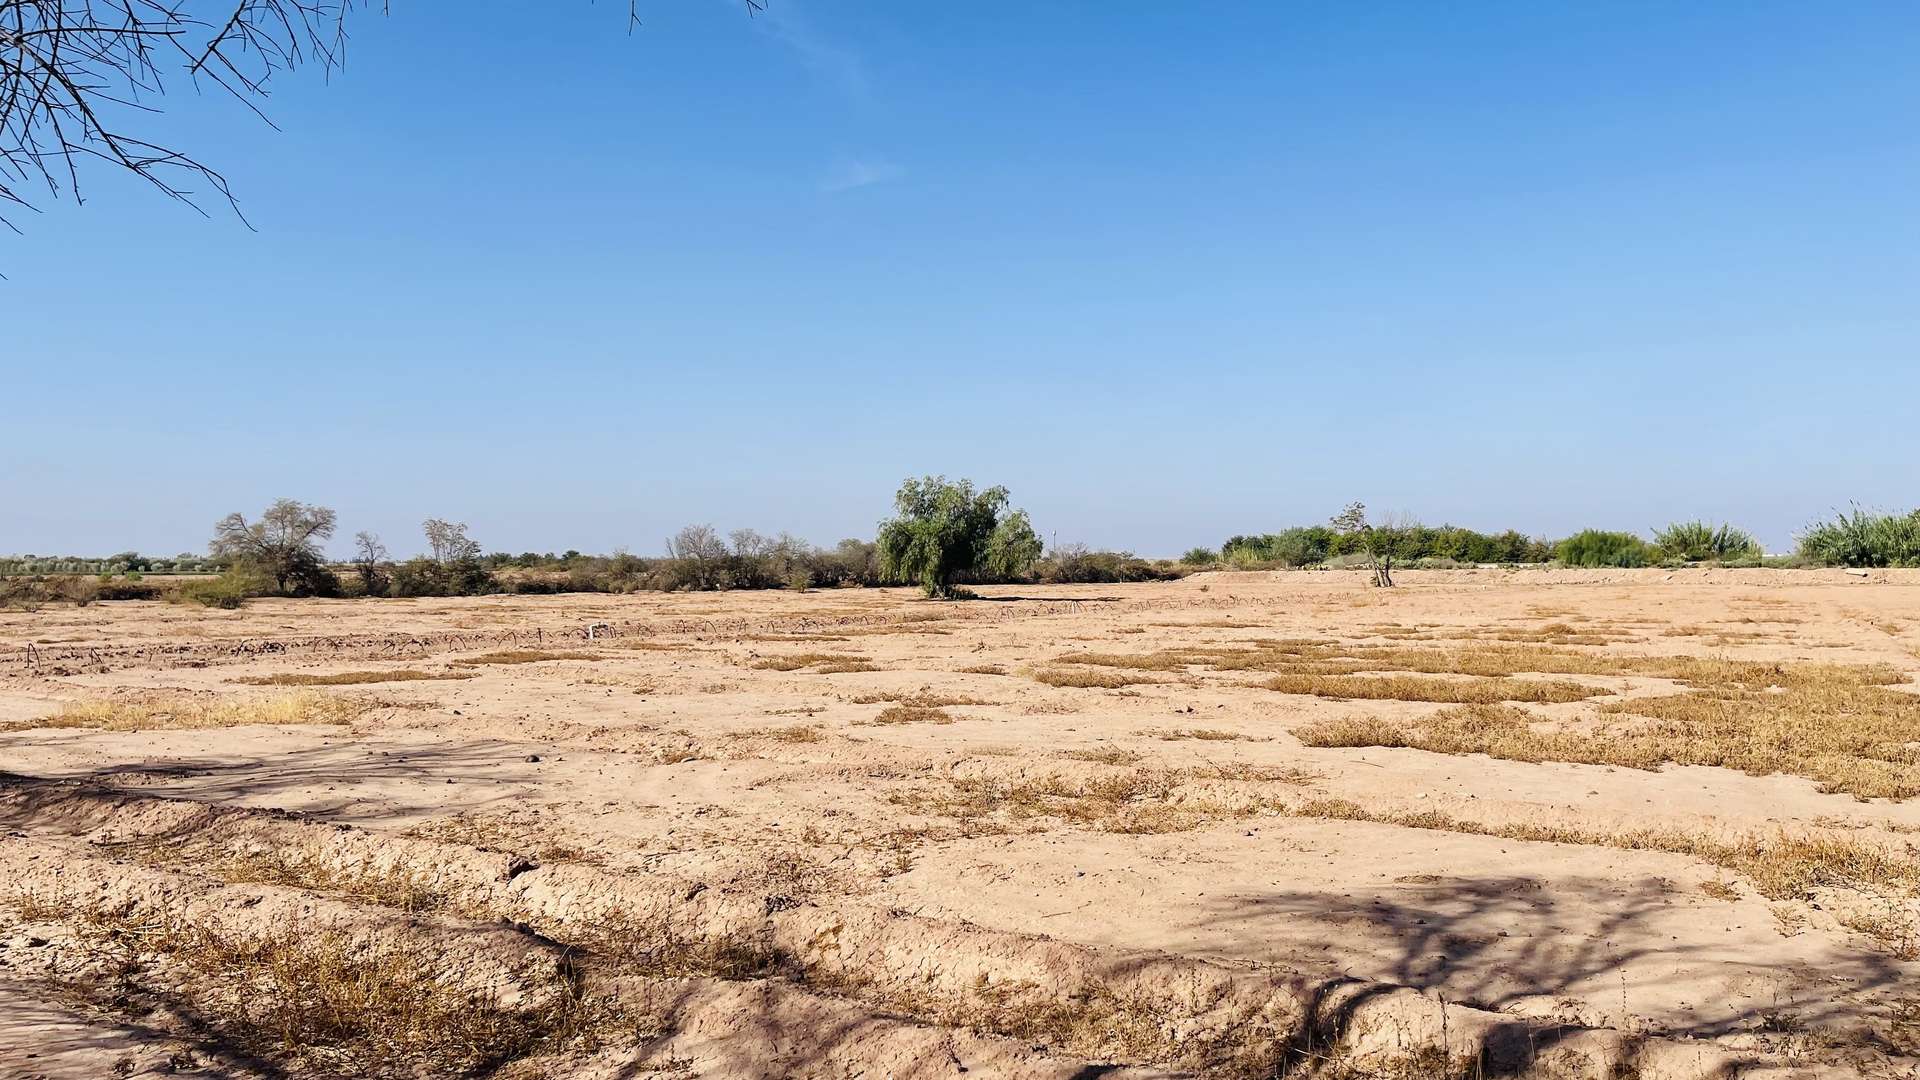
[0,1,762,239]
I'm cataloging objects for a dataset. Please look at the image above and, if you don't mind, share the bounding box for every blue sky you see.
[4,1,1917,557]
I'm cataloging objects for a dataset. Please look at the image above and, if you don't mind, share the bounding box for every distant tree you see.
[208,498,339,595]
[876,477,1039,598]
[422,519,481,565]
[1330,502,1408,588]
[352,531,390,597]
[666,524,731,590]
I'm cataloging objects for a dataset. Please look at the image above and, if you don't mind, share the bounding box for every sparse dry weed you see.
[8,691,365,732]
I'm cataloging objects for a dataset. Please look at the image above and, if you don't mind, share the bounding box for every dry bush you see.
[849,691,992,707]
[1060,746,1146,765]
[1261,673,1604,704]
[1143,728,1267,742]
[1029,668,1165,689]
[1699,879,1741,901]
[9,692,364,733]
[189,848,454,914]
[730,724,828,743]
[749,652,875,673]
[891,768,1293,835]
[402,813,604,866]
[862,705,956,726]
[454,650,602,665]
[233,670,476,686]
[50,911,590,1076]
[957,664,1007,675]
[1184,762,1320,784]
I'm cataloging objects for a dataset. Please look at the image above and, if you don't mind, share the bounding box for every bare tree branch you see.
[0,1,762,243]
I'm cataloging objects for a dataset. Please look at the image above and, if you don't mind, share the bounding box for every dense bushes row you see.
[0,553,223,576]
[1797,507,1920,568]
[1200,519,1779,570]
[1216,525,1551,569]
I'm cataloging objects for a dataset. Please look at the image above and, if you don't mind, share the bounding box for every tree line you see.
[7,488,1919,610]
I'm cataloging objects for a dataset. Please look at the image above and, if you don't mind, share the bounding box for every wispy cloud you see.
[751,1,869,101]
[821,156,903,193]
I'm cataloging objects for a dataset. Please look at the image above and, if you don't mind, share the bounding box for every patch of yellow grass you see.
[1261,673,1604,704]
[1298,669,1920,800]
[233,670,475,686]
[1142,728,1267,742]
[749,652,874,672]
[1029,668,1164,689]
[849,691,992,707]
[731,723,829,743]
[861,705,956,726]
[957,664,1007,675]
[891,767,1300,836]
[10,692,364,733]
[455,650,602,665]
[1059,746,1145,765]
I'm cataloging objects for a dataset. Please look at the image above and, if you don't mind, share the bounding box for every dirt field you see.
[2,568,1918,1079]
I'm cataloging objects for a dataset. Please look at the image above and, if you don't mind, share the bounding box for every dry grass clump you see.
[749,652,876,672]
[731,723,829,743]
[455,650,602,665]
[1059,746,1146,765]
[849,691,991,707]
[1053,651,1195,672]
[1699,879,1741,901]
[891,768,1292,836]
[567,906,779,980]
[9,691,364,733]
[957,664,1007,675]
[1184,762,1321,784]
[233,669,476,686]
[1299,666,1920,800]
[1029,667,1164,689]
[1261,673,1604,704]
[401,813,603,866]
[52,911,592,1075]
[813,660,882,673]
[862,705,956,726]
[1143,728,1267,742]
[190,848,455,914]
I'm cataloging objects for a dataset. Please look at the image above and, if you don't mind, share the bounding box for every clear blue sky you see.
[4,2,1917,557]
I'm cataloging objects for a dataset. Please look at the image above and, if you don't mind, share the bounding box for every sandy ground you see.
[2,568,1918,1078]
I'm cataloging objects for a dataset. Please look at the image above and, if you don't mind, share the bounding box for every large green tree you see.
[876,477,1041,598]
[208,498,339,595]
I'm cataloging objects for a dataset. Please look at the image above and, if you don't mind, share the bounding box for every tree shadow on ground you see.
[1178,874,1906,1056]
[0,735,539,824]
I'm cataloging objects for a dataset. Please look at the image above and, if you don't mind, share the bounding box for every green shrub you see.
[390,557,498,597]
[876,477,1040,598]
[178,568,272,609]
[1653,521,1761,562]
[1555,529,1652,568]
[1179,547,1217,566]
[1032,546,1185,584]
[1797,507,1920,567]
